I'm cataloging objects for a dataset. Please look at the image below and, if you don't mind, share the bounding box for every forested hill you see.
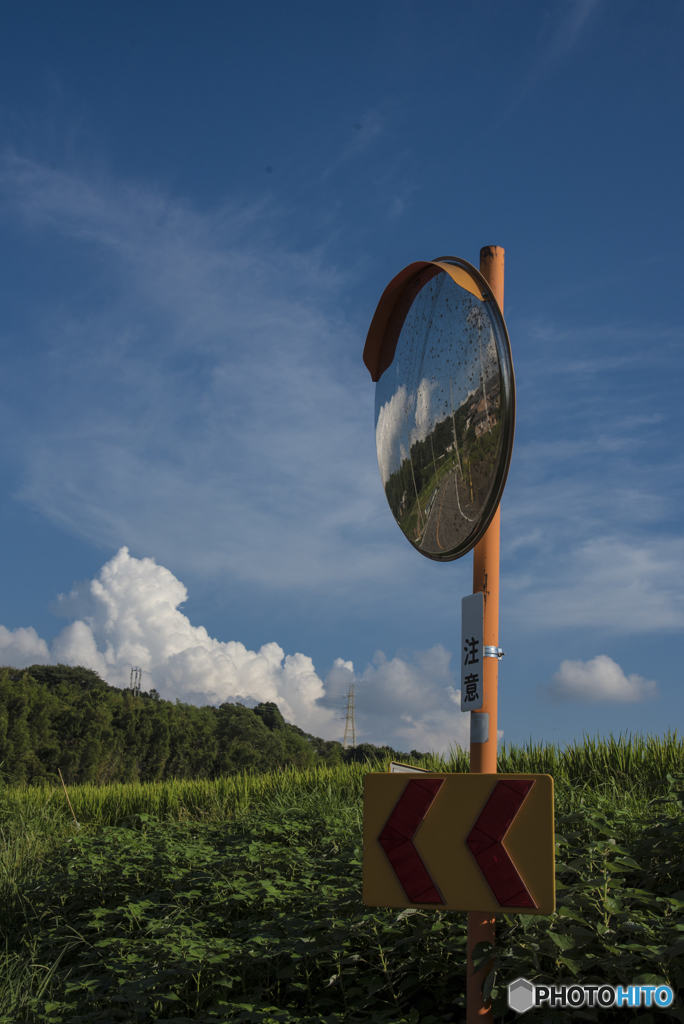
[0,664,425,785]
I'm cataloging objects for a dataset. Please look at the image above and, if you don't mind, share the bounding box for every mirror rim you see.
[367,255,516,562]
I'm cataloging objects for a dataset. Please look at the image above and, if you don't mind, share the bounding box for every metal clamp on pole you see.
[484,646,505,660]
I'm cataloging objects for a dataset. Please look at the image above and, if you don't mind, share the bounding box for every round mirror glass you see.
[374,258,514,561]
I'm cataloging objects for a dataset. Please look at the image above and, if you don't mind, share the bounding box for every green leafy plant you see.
[0,746,682,1022]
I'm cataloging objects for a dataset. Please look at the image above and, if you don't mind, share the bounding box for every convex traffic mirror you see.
[364,257,515,561]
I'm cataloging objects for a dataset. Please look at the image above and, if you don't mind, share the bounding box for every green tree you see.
[0,665,343,782]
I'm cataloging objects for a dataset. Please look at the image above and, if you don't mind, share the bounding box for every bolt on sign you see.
[363,772,555,915]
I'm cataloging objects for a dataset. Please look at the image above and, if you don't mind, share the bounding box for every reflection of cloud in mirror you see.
[376,384,411,486]
[411,377,434,446]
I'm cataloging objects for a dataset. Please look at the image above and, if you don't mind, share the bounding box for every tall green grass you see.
[1,762,370,828]
[496,731,684,787]
[1,733,681,831]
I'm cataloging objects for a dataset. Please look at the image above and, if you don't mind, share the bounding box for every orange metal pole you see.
[467,245,505,1023]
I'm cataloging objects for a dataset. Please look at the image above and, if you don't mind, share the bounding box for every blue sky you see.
[0,0,682,752]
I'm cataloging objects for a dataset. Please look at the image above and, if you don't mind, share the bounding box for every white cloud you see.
[0,154,393,597]
[50,547,340,735]
[375,384,410,487]
[541,655,657,703]
[412,377,433,445]
[0,548,471,752]
[500,314,684,637]
[506,535,684,632]
[323,644,471,754]
[0,547,335,737]
[374,376,435,489]
[0,625,50,666]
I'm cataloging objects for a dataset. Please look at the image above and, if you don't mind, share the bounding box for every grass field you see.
[1,735,683,1023]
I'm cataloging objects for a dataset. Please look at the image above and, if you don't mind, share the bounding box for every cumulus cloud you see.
[47,547,338,736]
[0,625,50,666]
[0,547,335,736]
[0,548,471,752]
[323,644,471,754]
[540,655,658,703]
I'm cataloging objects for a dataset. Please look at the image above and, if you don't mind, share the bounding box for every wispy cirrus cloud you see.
[472,0,603,141]
[1,151,683,674]
[500,306,684,636]
[536,0,602,74]
[0,153,394,595]
[508,535,684,633]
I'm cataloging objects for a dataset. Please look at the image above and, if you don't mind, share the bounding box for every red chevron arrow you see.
[466,779,536,908]
[379,778,445,904]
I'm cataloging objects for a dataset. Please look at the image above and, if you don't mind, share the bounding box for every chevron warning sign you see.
[379,777,445,903]
[363,773,555,915]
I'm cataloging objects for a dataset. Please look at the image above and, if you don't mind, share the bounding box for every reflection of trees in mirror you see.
[384,378,502,548]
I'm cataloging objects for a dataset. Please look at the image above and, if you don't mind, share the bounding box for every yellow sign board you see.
[363,773,555,915]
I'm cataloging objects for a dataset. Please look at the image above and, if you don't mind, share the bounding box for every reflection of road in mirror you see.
[375,267,506,559]
[388,377,501,554]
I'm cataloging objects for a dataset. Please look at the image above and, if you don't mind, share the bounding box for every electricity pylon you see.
[342,683,356,748]
[130,666,142,697]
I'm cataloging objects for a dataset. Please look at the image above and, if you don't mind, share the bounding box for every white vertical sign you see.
[461,592,484,712]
